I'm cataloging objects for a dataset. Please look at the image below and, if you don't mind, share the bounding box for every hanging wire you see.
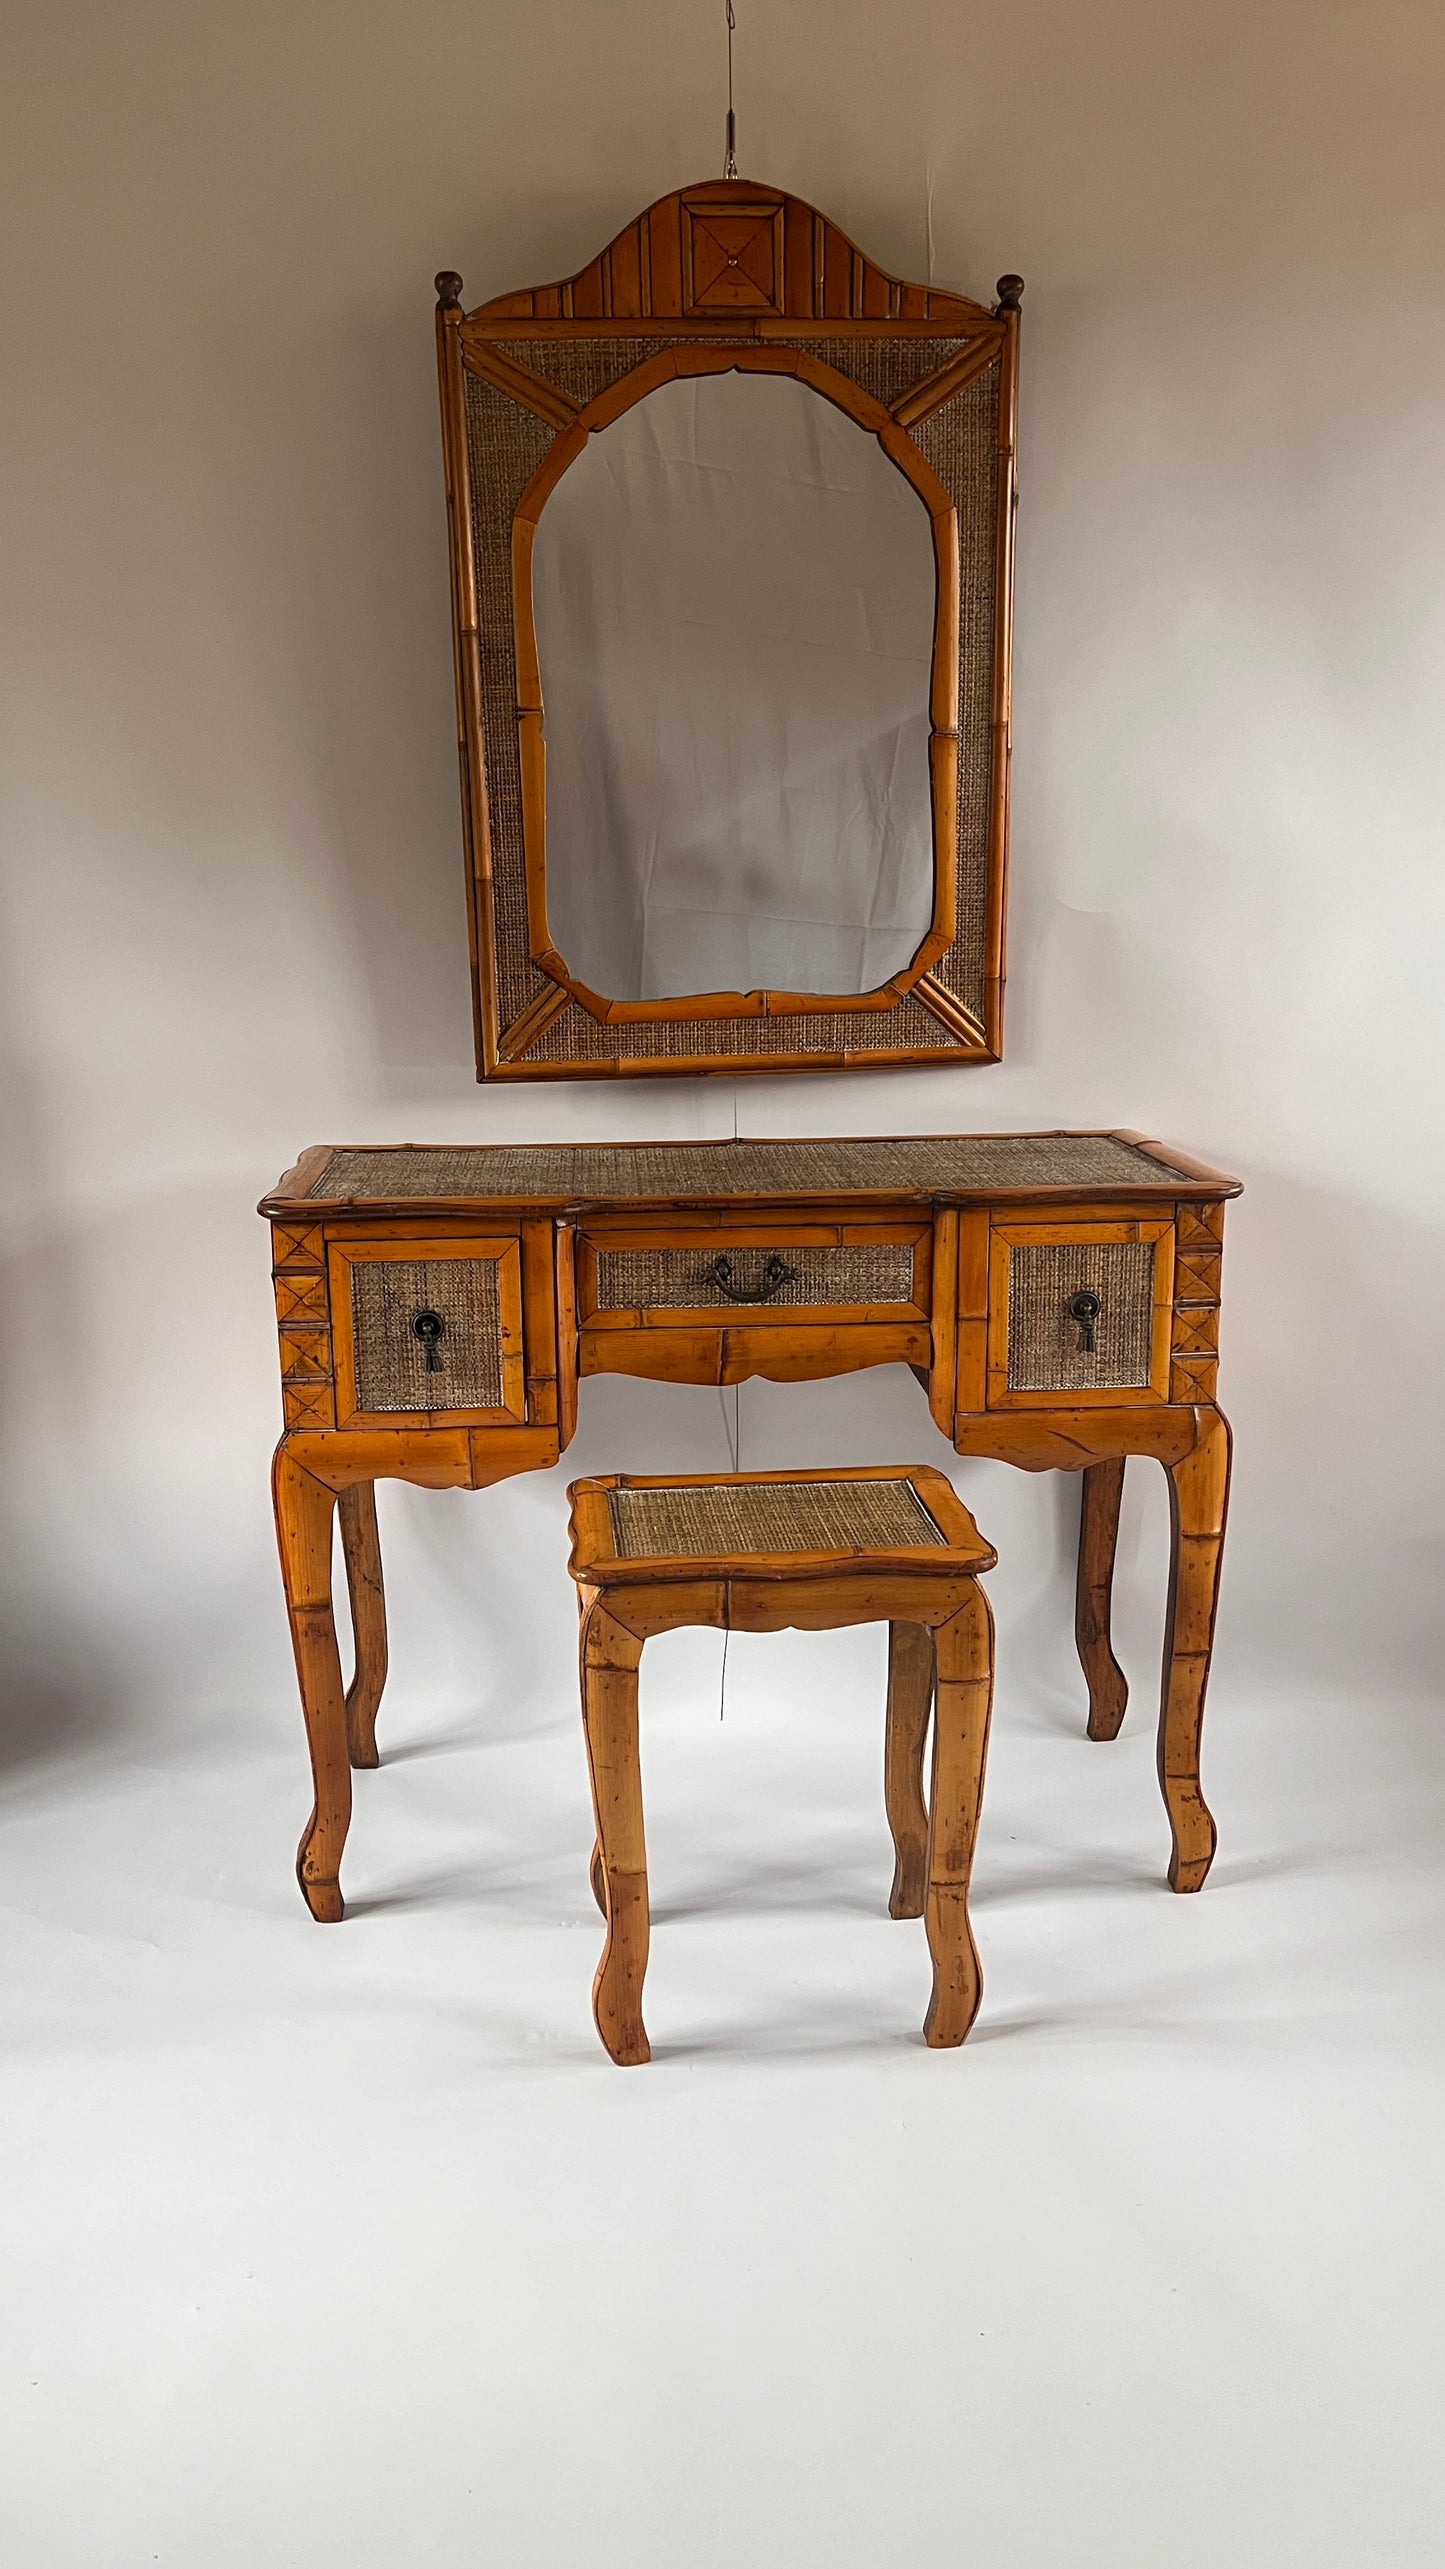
[716,1371,740,1717]
[714,0,740,1696]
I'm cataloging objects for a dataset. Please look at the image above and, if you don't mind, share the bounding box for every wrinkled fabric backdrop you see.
[1,0,1440,1800]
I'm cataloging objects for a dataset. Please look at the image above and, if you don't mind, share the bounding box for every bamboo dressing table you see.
[265,1128,1237,1923]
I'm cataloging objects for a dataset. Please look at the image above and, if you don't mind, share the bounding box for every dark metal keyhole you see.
[1068,1288,1102,1354]
[708,1252,798,1304]
[413,1308,446,1371]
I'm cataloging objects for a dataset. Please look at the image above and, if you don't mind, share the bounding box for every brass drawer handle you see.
[412,1307,446,1371]
[1067,1288,1101,1353]
[708,1252,798,1304]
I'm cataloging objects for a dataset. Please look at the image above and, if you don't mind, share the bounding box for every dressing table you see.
[266,1129,1236,1923]
[265,183,1239,1929]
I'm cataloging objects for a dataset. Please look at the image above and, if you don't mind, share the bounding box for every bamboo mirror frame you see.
[434,180,1021,1082]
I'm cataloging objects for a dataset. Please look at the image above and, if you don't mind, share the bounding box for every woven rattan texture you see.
[460,334,1002,1066]
[309,1135,1184,1204]
[504,336,676,407]
[912,364,1000,1022]
[606,1476,945,1562]
[505,334,974,415]
[807,337,978,409]
[523,990,961,1065]
[1006,1241,1155,1393]
[461,374,559,1031]
[350,1256,502,1413]
[592,1241,916,1312]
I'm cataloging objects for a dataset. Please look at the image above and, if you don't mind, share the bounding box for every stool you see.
[566,1465,997,2064]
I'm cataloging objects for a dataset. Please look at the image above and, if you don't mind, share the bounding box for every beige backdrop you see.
[2,0,1443,1750]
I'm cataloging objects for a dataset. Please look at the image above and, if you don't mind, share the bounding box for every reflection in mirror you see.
[532,373,937,1002]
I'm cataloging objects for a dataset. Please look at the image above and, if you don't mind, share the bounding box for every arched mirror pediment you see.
[434,181,1020,1080]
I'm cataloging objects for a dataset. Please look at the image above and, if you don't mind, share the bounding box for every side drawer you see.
[986,1219,1175,1408]
[328,1233,527,1428]
[578,1220,931,1328]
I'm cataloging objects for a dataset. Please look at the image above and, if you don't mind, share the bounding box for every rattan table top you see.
[266,1131,1234,1215]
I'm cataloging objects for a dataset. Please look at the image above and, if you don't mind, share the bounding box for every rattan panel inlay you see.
[524,988,962,1065]
[1006,1242,1155,1393]
[462,373,558,1029]
[912,363,1000,1022]
[502,336,675,408]
[460,331,1003,1065]
[593,1242,916,1312]
[806,336,979,409]
[309,1135,1186,1204]
[350,1256,503,1413]
[504,333,976,414]
[607,1476,945,1561]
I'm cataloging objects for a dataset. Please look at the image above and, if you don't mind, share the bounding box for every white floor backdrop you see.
[2,3,1443,2562]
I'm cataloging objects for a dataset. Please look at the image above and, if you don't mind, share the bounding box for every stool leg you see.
[576,1583,609,1915]
[580,1600,650,2065]
[884,1621,934,1919]
[923,1585,996,2048]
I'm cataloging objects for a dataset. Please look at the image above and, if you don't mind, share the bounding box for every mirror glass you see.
[532,372,937,1002]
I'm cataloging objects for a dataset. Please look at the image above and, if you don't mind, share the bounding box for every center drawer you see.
[577,1219,931,1328]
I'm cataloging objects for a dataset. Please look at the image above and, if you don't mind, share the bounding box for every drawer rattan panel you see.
[593,1242,917,1313]
[1006,1241,1154,1393]
[350,1257,502,1413]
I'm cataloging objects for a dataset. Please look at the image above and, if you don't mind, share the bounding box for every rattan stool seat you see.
[565,1465,997,2064]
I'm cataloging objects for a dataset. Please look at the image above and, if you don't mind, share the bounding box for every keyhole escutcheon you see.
[413,1308,446,1371]
[1067,1288,1101,1354]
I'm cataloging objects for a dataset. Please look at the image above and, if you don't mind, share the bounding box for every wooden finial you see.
[994,274,1024,313]
[435,271,464,312]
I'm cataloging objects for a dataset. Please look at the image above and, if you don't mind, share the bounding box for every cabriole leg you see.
[576,1581,608,1916]
[922,1585,996,2047]
[1159,1409,1232,1893]
[338,1480,388,1770]
[273,1443,350,1922]
[580,1601,650,2065]
[883,1620,934,1919]
[1076,1458,1128,1740]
